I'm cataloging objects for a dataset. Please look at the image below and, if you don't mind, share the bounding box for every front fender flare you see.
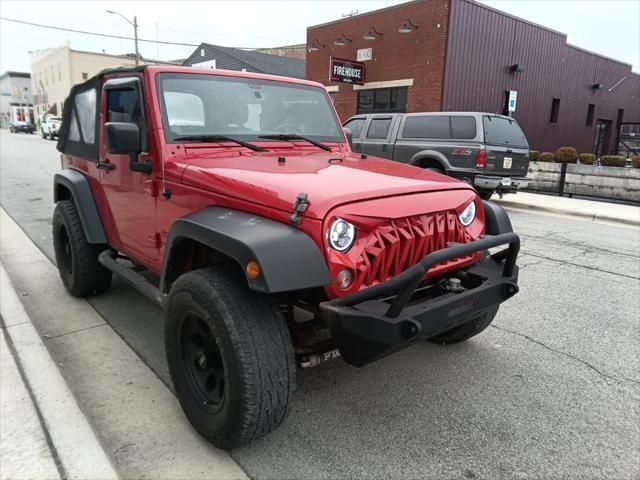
[160,207,332,294]
[53,170,107,244]
[483,201,513,235]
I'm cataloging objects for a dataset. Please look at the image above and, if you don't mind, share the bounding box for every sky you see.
[0,0,638,73]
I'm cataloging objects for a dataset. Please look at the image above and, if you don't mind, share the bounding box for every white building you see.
[0,71,33,128]
[29,44,176,119]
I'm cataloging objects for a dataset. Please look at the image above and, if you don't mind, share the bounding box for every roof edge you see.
[307,0,423,30]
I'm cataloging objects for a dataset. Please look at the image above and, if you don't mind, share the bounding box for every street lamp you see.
[106,10,139,65]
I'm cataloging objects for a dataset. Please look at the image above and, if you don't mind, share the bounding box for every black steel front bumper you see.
[319,233,520,367]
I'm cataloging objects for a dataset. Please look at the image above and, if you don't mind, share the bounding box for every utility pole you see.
[133,15,139,65]
[106,10,140,65]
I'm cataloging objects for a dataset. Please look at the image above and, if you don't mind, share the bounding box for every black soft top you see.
[56,66,146,159]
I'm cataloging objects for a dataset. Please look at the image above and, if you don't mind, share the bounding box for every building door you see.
[593,119,611,157]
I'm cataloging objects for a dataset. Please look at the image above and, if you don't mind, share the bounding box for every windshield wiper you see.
[173,135,267,152]
[258,134,332,152]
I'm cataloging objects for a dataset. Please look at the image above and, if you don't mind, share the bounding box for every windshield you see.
[158,73,344,144]
[482,116,528,148]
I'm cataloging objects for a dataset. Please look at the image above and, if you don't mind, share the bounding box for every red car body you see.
[62,66,484,298]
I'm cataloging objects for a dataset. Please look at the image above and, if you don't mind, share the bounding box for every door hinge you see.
[143,179,158,197]
[148,232,162,248]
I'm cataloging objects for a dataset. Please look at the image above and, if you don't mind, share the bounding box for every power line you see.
[0,16,276,50]
[0,16,196,48]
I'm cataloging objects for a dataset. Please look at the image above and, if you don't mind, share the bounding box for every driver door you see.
[99,77,160,262]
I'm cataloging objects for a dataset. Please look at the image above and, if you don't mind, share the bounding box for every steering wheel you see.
[273,123,302,134]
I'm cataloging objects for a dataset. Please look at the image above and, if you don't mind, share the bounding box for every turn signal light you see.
[475,149,486,168]
[245,261,261,279]
[336,269,353,289]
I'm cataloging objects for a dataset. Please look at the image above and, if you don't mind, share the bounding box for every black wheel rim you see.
[180,313,225,410]
[58,225,73,275]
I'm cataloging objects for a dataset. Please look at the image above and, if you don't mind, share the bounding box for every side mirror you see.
[343,127,353,147]
[105,122,140,154]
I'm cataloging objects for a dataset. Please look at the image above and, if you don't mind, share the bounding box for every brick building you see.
[306,0,639,155]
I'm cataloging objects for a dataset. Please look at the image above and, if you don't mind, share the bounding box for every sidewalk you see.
[0,208,248,480]
[495,191,640,227]
[0,264,119,480]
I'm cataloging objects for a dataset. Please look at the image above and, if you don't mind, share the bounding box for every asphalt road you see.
[1,130,639,479]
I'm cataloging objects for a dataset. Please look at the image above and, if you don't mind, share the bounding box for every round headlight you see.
[328,218,356,252]
[459,201,476,227]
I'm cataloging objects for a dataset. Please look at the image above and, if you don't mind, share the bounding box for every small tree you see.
[555,147,578,163]
[529,150,540,161]
[631,155,640,169]
[578,153,596,165]
[601,155,626,167]
[539,152,555,162]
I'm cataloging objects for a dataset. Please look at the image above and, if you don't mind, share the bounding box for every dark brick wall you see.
[306,0,450,122]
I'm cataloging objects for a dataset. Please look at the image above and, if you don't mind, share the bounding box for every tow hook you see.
[441,278,465,293]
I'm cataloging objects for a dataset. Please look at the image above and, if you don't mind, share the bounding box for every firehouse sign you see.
[330,57,365,85]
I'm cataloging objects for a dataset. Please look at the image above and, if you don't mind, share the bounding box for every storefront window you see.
[357,87,407,114]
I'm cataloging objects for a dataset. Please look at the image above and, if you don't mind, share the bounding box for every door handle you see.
[96,160,115,171]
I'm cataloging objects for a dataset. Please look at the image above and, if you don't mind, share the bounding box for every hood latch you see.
[290,193,309,225]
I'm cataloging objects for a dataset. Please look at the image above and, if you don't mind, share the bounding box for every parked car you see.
[41,115,62,140]
[9,121,35,134]
[343,112,530,199]
[53,66,521,449]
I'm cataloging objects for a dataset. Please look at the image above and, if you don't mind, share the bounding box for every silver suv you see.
[343,112,530,199]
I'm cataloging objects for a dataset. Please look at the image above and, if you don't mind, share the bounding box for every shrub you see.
[601,155,626,167]
[554,147,578,163]
[632,155,640,169]
[578,153,596,165]
[538,152,555,162]
[529,150,539,161]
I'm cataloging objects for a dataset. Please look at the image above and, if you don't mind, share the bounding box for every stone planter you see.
[527,161,640,202]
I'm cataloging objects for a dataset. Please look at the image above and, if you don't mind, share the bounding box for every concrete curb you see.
[495,197,640,227]
[0,263,120,480]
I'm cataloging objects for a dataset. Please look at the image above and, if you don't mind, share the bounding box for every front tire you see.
[52,200,112,297]
[429,305,499,344]
[165,266,296,449]
[42,130,48,139]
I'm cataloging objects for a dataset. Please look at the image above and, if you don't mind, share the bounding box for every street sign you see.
[330,57,365,85]
[508,90,517,113]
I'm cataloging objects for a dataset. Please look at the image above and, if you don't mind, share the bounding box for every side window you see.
[344,118,365,138]
[163,91,205,129]
[74,89,96,143]
[450,116,476,139]
[68,114,80,141]
[402,116,451,139]
[107,89,143,126]
[366,118,391,139]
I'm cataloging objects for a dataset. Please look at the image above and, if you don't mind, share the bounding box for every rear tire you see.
[165,266,296,449]
[428,305,499,344]
[42,131,48,139]
[52,200,112,297]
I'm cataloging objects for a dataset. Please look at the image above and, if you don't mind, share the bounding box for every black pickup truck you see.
[343,112,530,199]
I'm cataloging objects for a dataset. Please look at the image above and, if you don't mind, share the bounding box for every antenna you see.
[341,9,359,18]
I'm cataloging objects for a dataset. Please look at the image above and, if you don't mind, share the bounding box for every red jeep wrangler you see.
[53,66,520,449]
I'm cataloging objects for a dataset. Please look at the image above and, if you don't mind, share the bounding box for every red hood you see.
[178,148,474,219]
